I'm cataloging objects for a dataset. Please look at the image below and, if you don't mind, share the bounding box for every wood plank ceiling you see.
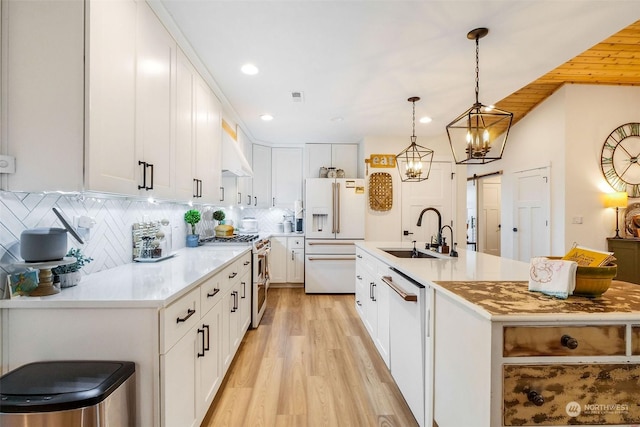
[496,19,640,126]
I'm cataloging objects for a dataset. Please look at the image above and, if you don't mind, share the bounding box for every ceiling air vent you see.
[291,91,304,103]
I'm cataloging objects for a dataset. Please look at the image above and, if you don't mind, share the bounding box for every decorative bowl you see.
[547,257,617,297]
[574,263,617,296]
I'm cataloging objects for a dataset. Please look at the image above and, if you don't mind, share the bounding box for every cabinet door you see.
[331,144,359,178]
[252,144,272,207]
[5,0,84,192]
[269,237,287,283]
[287,248,305,283]
[86,0,138,194]
[239,270,252,333]
[305,144,332,179]
[161,328,198,427]
[221,176,239,205]
[135,2,175,199]
[198,302,222,417]
[194,77,222,203]
[272,148,303,208]
[175,49,196,200]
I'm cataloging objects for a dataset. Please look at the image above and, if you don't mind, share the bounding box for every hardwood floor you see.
[201,287,418,427]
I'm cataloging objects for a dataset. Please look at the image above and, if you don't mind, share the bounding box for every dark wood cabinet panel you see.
[607,238,640,285]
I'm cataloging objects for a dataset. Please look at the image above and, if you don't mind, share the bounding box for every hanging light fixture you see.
[396,96,434,182]
[446,28,513,164]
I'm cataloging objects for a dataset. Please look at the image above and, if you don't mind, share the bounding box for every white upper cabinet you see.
[193,76,222,203]
[252,144,272,208]
[174,49,197,200]
[86,0,139,194]
[272,147,302,208]
[305,143,359,179]
[3,0,222,201]
[134,3,176,199]
[3,0,85,192]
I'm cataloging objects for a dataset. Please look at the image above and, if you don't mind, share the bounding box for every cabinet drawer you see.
[200,273,223,314]
[503,325,625,357]
[161,287,201,353]
[633,325,640,355]
[239,252,252,276]
[356,248,376,273]
[503,363,640,426]
[288,237,304,249]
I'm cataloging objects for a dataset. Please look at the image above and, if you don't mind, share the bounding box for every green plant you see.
[184,209,202,235]
[52,248,93,274]
[212,210,226,222]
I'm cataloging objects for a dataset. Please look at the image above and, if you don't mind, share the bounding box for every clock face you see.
[600,122,640,198]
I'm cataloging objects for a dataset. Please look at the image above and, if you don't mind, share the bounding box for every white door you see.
[305,179,335,239]
[479,178,501,256]
[466,180,477,251]
[401,162,455,245]
[336,178,365,239]
[512,167,551,262]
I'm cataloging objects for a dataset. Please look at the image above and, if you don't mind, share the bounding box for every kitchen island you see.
[0,246,252,427]
[355,241,640,427]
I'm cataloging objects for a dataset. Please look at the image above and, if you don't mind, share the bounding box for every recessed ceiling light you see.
[241,63,259,75]
[260,114,273,121]
[419,116,433,124]
[330,116,344,123]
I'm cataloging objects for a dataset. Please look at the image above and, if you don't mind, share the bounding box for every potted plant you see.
[52,248,93,288]
[212,210,226,224]
[184,209,201,247]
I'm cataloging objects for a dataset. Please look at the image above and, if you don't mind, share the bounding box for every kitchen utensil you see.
[20,228,68,262]
[52,207,84,244]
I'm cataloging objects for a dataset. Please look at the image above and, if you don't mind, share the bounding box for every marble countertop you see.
[356,241,640,321]
[355,241,531,284]
[1,246,251,309]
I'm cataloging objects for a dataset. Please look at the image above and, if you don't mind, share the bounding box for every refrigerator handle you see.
[331,182,336,234]
[336,182,341,234]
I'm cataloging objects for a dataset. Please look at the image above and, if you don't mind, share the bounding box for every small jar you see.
[277,223,284,233]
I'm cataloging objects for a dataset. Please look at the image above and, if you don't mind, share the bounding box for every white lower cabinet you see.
[161,251,251,427]
[269,237,287,283]
[355,247,429,426]
[287,237,305,283]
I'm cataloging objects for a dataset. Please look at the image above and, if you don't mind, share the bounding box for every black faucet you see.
[416,207,442,249]
[440,225,458,256]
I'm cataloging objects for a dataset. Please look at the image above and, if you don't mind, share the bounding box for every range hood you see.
[221,131,253,177]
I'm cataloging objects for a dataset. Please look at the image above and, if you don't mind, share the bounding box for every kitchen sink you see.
[382,249,438,259]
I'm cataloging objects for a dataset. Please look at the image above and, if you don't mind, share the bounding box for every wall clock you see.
[600,122,640,198]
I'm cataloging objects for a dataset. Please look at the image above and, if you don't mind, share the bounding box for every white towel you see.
[528,257,578,299]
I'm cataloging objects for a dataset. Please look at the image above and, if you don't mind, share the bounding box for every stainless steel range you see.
[201,234,270,328]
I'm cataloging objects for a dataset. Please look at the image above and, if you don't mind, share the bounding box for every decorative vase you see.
[186,234,199,247]
[58,271,81,288]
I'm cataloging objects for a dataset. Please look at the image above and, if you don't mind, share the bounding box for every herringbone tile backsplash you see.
[0,191,193,288]
[1,191,296,293]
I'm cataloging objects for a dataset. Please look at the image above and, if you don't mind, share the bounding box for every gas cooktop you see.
[200,234,260,245]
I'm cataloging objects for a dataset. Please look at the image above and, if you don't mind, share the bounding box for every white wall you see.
[468,84,640,258]
[362,134,467,244]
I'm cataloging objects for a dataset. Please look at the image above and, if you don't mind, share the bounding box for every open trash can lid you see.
[0,361,135,413]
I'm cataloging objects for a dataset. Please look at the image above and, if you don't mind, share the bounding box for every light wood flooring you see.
[201,287,418,427]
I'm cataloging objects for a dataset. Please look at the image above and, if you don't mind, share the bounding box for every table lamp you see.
[604,191,628,238]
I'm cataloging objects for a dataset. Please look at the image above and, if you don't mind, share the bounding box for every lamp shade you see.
[604,191,628,208]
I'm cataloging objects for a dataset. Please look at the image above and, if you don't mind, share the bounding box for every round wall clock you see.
[600,122,640,198]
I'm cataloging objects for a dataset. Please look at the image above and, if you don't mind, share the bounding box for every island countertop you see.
[0,246,251,309]
[356,241,640,321]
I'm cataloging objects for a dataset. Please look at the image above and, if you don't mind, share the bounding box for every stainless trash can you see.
[0,360,135,427]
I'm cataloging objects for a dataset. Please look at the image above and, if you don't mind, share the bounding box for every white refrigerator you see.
[304,178,365,293]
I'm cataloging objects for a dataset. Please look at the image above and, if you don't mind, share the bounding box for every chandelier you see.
[396,97,434,182]
[446,28,513,164]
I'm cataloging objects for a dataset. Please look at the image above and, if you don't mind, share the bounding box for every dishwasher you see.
[383,267,430,427]
[0,360,135,426]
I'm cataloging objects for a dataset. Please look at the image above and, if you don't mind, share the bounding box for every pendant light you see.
[396,96,434,182]
[446,28,513,164]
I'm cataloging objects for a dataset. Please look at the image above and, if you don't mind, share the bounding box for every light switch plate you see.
[0,155,16,173]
